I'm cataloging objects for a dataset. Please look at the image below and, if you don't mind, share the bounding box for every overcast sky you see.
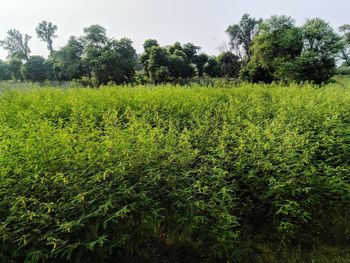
[0,0,349,60]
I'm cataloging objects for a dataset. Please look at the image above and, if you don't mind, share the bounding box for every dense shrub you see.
[22,56,53,82]
[0,83,350,262]
[0,60,12,80]
[336,66,350,75]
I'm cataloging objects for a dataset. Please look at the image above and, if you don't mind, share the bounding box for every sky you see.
[0,0,350,60]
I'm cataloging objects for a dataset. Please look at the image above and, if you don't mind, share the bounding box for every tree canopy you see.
[36,21,58,54]
[0,29,31,60]
[0,15,347,85]
[240,16,342,84]
[226,14,262,62]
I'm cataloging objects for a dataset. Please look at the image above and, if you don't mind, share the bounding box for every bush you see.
[0,83,350,262]
[22,56,53,82]
[336,66,350,75]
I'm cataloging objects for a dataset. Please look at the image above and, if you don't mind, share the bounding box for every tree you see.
[240,15,303,83]
[151,66,170,84]
[0,29,31,60]
[143,39,159,51]
[0,60,11,80]
[22,56,51,82]
[8,58,23,80]
[217,51,241,78]
[169,49,194,78]
[194,53,208,77]
[339,24,350,66]
[292,18,342,84]
[147,46,171,83]
[288,51,337,84]
[140,39,160,76]
[168,43,195,78]
[204,57,220,77]
[168,42,183,55]
[226,14,262,62]
[36,21,58,54]
[141,40,173,83]
[182,43,201,63]
[90,38,137,85]
[81,25,109,80]
[83,24,108,50]
[241,16,342,84]
[302,18,341,57]
[141,40,192,83]
[141,40,205,82]
[50,36,85,80]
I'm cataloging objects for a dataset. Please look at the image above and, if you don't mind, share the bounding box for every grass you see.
[0,81,350,262]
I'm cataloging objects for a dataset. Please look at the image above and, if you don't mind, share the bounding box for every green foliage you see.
[241,15,303,83]
[203,57,220,77]
[49,36,85,81]
[339,24,350,66]
[288,51,336,84]
[0,83,350,262]
[168,46,195,79]
[217,51,241,78]
[302,18,341,57]
[8,58,23,80]
[89,38,137,85]
[293,18,342,84]
[22,56,53,82]
[193,53,208,77]
[143,45,171,83]
[0,60,12,80]
[226,13,262,62]
[0,29,31,60]
[83,25,108,50]
[140,40,203,83]
[0,15,345,86]
[241,16,341,84]
[36,21,58,54]
[336,66,350,75]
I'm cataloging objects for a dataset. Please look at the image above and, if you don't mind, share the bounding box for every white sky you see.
[0,0,349,60]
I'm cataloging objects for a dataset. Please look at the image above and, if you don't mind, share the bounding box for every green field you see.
[1,81,350,262]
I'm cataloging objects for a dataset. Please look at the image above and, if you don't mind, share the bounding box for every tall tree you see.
[90,38,137,85]
[82,25,109,79]
[147,46,171,83]
[8,58,23,80]
[194,53,209,77]
[168,43,195,78]
[22,56,52,82]
[226,14,262,62]
[50,36,85,80]
[217,51,241,78]
[36,21,58,54]
[0,29,31,60]
[338,24,350,66]
[204,57,220,77]
[182,43,200,63]
[0,60,11,80]
[292,18,342,84]
[240,15,303,83]
[241,16,342,84]
[302,18,341,56]
[83,24,108,50]
[141,40,172,83]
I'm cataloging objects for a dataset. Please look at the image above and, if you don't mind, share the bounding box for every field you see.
[1,81,350,262]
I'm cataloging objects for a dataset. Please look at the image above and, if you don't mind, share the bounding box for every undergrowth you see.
[0,82,350,262]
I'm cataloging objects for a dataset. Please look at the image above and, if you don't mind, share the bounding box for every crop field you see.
[1,82,350,262]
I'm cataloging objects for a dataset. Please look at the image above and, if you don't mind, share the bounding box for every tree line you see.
[1,14,350,85]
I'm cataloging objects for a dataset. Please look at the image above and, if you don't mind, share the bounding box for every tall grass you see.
[0,82,350,262]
